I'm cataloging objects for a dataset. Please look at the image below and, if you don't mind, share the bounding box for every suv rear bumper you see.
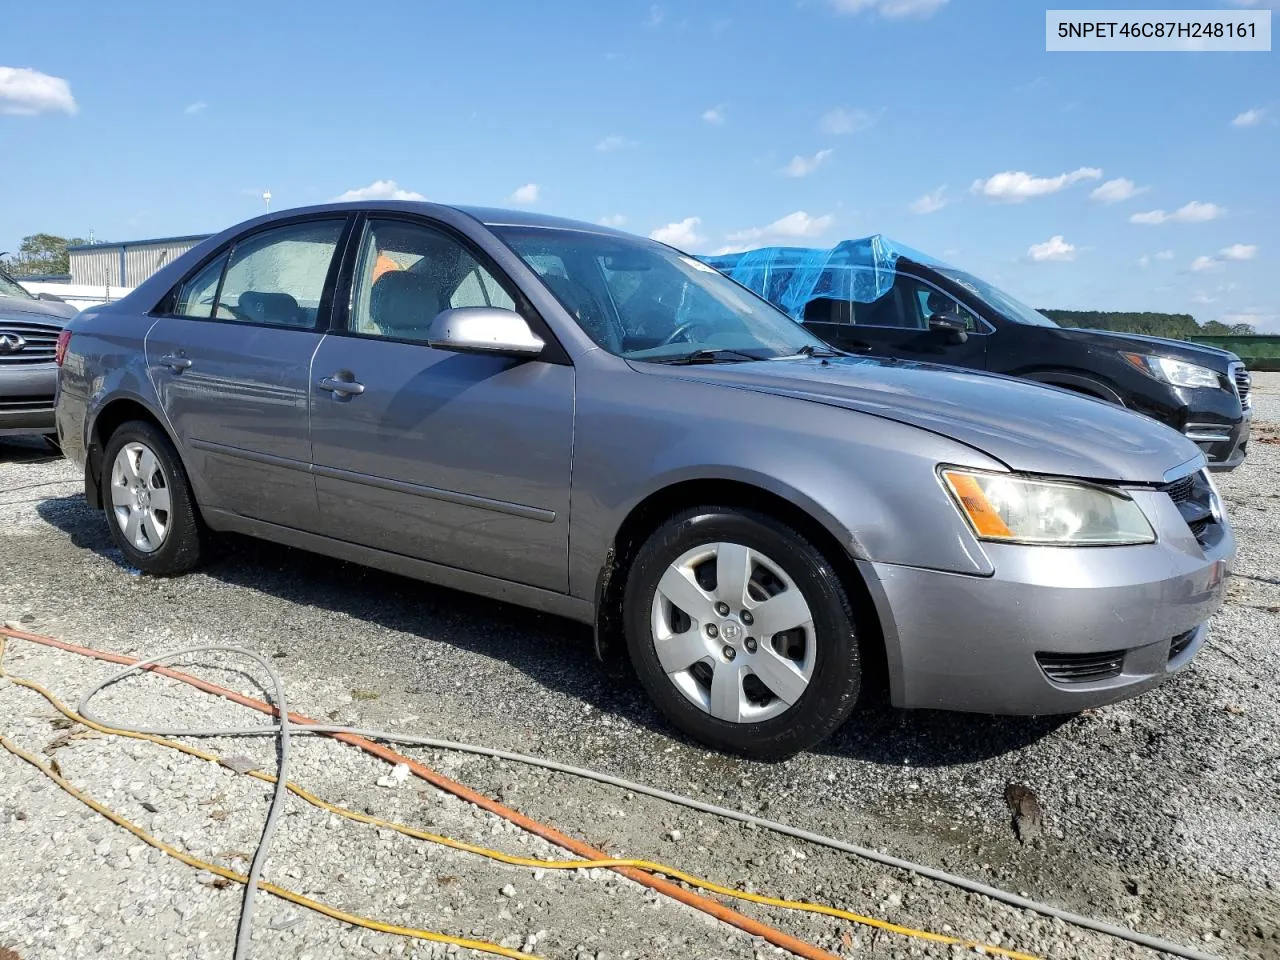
[0,363,57,437]
[861,487,1234,715]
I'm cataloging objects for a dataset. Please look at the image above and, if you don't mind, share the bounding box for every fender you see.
[1018,368,1125,406]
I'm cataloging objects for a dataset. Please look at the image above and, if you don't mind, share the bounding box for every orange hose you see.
[1,626,840,960]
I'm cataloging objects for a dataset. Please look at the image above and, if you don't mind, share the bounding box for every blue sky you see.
[1,0,1275,329]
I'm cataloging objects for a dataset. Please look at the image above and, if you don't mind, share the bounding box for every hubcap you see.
[109,442,171,554]
[650,541,816,724]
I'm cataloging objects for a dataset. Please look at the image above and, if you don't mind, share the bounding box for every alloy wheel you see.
[109,441,172,554]
[649,541,816,723]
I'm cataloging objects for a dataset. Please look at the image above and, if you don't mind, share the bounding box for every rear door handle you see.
[317,375,365,397]
[159,353,193,372]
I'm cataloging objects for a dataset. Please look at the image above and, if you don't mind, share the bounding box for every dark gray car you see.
[0,268,79,438]
[54,203,1235,758]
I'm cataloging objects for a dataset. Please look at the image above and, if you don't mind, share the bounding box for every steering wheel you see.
[661,320,709,346]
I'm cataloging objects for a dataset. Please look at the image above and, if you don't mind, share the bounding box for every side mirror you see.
[427,307,545,359]
[928,314,969,344]
[37,292,67,303]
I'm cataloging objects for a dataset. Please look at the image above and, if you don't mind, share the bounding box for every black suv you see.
[710,251,1251,470]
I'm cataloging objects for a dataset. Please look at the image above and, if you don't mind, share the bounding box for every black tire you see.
[623,506,861,761]
[101,420,206,576]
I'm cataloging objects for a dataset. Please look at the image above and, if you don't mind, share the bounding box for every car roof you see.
[215,201,635,240]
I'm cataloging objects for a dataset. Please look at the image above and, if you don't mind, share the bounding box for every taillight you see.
[55,329,72,366]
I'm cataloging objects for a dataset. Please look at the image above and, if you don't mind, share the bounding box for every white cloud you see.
[908,185,950,215]
[715,210,836,254]
[701,105,725,125]
[509,183,540,205]
[0,66,77,116]
[1189,255,1221,273]
[783,148,834,178]
[650,217,705,249]
[820,107,876,135]
[1155,249,1175,260]
[1138,255,1151,268]
[830,0,949,18]
[1221,310,1280,334]
[1219,243,1257,260]
[599,214,627,227]
[970,166,1102,203]
[1231,107,1266,127]
[1089,177,1145,203]
[1026,235,1076,263]
[335,179,426,202]
[643,4,665,26]
[184,100,207,115]
[1130,200,1224,224]
[595,134,637,152]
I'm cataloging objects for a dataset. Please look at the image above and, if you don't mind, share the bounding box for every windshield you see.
[0,269,35,300]
[935,267,1058,328]
[494,227,831,361]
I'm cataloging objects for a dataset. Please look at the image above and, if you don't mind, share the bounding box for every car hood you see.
[633,356,1203,483]
[0,295,78,323]
[1054,326,1239,369]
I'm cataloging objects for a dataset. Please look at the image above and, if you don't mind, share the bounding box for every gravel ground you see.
[1,375,1278,960]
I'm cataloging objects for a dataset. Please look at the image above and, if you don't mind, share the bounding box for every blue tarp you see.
[701,234,949,321]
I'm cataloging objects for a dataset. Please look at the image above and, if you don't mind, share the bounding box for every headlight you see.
[941,469,1155,545]
[1122,353,1221,389]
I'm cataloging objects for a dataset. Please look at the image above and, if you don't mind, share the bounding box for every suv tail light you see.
[55,329,72,366]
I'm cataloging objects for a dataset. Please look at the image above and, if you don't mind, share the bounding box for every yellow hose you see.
[0,639,1040,960]
[0,733,535,959]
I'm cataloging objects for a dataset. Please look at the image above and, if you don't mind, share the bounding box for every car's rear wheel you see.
[623,506,861,760]
[102,420,206,575]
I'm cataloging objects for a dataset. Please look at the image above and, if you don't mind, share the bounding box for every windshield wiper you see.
[794,344,841,358]
[650,348,764,365]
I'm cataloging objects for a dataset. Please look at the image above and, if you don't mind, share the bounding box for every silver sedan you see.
[54,202,1234,758]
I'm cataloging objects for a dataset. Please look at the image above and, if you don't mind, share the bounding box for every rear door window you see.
[215,220,345,328]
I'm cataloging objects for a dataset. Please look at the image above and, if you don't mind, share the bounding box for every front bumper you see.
[862,486,1235,715]
[0,363,57,437]
[1186,407,1250,472]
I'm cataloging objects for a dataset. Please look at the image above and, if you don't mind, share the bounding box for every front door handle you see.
[317,375,365,397]
[159,353,193,372]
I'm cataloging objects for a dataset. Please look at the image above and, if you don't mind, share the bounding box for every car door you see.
[145,216,351,529]
[307,215,574,593]
[801,269,989,368]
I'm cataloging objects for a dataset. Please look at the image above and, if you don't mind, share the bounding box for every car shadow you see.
[0,436,61,465]
[35,493,1065,767]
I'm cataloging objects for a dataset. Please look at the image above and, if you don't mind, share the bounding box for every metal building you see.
[67,234,211,287]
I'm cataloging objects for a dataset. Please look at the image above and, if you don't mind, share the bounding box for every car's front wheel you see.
[623,506,862,760]
[102,420,206,575]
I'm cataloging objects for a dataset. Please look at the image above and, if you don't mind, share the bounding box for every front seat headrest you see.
[370,271,444,340]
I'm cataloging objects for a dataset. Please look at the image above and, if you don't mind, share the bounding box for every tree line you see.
[0,233,85,277]
[1038,309,1256,338]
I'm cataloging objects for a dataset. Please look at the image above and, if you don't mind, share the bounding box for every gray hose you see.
[77,646,1219,960]
[80,647,291,960]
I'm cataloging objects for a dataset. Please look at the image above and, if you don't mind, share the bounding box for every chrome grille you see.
[0,395,53,412]
[0,319,61,365]
[1230,361,1251,411]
